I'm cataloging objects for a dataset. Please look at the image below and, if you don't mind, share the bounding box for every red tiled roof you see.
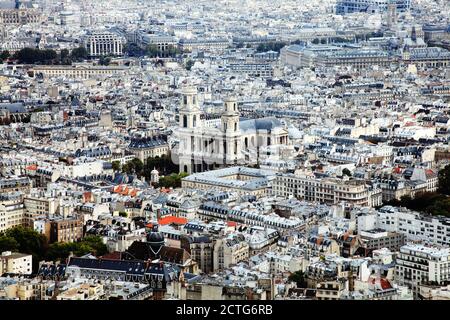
[393,167,402,174]
[371,278,393,290]
[227,221,237,227]
[380,278,392,290]
[158,216,187,226]
[26,164,38,170]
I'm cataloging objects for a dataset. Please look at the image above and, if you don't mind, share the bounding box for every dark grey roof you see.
[0,102,26,113]
[74,146,111,158]
[0,0,15,9]
[68,257,146,275]
[240,117,283,131]
[128,135,168,149]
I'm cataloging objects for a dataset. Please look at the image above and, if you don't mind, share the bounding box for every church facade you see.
[172,86,289,174]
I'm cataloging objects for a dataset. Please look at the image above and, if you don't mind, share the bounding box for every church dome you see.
[147,231,165,255]
[147,231,164,243]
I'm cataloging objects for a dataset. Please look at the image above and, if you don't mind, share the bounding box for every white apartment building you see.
[84,32,125,57]
[377,207,450,246]
[395,244,450,297]
[0,251,32,275]
[272,170,382,207]
[393,126,436,141]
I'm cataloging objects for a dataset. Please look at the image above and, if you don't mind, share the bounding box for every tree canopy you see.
[143,154,178,178]
[70,46,88,61]
[288,270,307,288]
[386,192,450,217]
[146,44,181,58]
[13,48,57,64]
[0,226,107,271]
[438,164,450,196]
[46,236,107,262]
[122,158,144,176]
[11,46,88,65]
[157,172,189,189]
[0,226,48,272]
[256,41,287,53]
[185,59,195,71]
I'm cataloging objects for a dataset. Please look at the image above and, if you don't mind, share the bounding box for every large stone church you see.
[172,86,289,174]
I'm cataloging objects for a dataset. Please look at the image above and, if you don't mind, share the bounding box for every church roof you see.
[240,117,283,132]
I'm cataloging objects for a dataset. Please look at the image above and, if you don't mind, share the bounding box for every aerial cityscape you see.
[0,0,449,301]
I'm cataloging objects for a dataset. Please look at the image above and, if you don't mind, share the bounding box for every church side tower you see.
[221,97,242,166]
[178,86,201,174]
[179,86,201,129]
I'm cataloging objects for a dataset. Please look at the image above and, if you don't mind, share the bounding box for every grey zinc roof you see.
[239,117,283,132]
[0,102,26,113]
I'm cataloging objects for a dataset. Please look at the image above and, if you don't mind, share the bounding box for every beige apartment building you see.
[32,64,128,79]
[0,251,32,275]
[213,235,249,271]
[0,194,25,233]
[24,195,58,226]
[273,170,382,207]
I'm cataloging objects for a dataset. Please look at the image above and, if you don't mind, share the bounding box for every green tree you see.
[288,270,307,288]
[1,226,48,272]
[130,158,144,176]
[185,59,195,71]
[167,45,181,57]
[342,168,352,177]
[124,42,145,57]
[438,165,450,195]
[13,48,57,64]
[81,236,108,256]
[59,49,71,64]
[71,46,88,61]
[386,192,450,217]
[99,56,111,66]
[122,158,144,176]
[118,211,128,218]
[256,41,287,53]
[0,50,10,61]
[111,161,121,172]
[144,154,178,178]
[46,236,107,262]
[0,235,19,252]
[157,172,188,188]
[147,44,159,58]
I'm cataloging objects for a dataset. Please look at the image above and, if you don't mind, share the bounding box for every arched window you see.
[193,115,197,127]
[267,137,271,145]
[234,123,237,131]
[245,137,248,148]
[183,115,188,128]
